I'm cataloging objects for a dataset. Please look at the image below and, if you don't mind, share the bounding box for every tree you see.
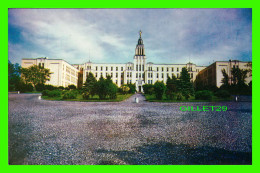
[126,83,136,94]
[8,61,21,91]
[83,72,97,98]
[96,76,106,99]
[21,65,51,90]
[105,75,117,99]
[107,83,118,99]
[95,75,117,100]
[220,67,250,95]
[231,67,248,86]
[166,75,177,100]
[246,62,252,77]
[178,67,194,98]
[221,69,229,89]
[142,84,154,95]
[153,81,166,100]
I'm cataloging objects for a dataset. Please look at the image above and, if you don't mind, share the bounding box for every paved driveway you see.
[8,93,252,165]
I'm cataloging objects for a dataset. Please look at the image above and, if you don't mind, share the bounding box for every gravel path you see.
[8,93,252,165]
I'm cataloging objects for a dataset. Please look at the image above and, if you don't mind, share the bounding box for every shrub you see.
[166,89,175,100]
[143,84,154,95]
[120,85,130,95]
[77,88,84,94]
[47,90,61,97]
[71,89,79,95]
[16,82,33,93]
[214,90,231,98]
[154,81,166,100]
[62,90,77,99]
[182,90,190,100]
[35,83,45,91]
[195,90,213,100]
[68,84,77,90]
[42,90,49,96]
[148,87,154,95]
[42,89,61,97]
[58,86,65,90]
[176,92,183,101]
[44,84,56,91]
[9,84,15,91]
[82,91,90,100]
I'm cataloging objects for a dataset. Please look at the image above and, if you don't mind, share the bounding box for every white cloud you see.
[9,9,252,66]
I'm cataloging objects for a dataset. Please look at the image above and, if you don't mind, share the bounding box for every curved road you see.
[8,93,252,165]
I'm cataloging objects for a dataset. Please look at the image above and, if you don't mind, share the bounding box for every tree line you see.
[82,72,136,100]
[143,64,252,100]
[143,67,194,100]
[220,64,252,95]
[9,61,252,100]
[9,61,51,92]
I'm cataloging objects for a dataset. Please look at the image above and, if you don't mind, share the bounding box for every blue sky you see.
[8,8,252,66]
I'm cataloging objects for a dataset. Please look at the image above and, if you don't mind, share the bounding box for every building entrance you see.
[138,86,142,92]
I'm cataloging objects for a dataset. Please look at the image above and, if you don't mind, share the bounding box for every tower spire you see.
[137,30,143,45]
[135,30,145,55]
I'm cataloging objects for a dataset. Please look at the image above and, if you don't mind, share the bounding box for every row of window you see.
[127,72,132,78]
[88,72,124,78]
[65,66,78,77]
[66,74,70,81]
[155,73,179,78]
[38,63,45,68]
[87,65,199,73]
[154,73,193,78]
[136,73,144,78]
[147,80,153,84]
[86,71,195,80]
[88,73,195,79]
[94,66,125,71]
[136,65,145,71]
[71,77,77,84]
[115,80,124,85]
[147,67,181,72]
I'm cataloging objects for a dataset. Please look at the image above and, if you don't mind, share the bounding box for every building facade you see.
[195,60,252,88]
[21,58,79,87]
[21,31,251,91]
[72,31,206,92]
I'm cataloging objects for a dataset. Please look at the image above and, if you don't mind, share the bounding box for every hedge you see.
[195,90,213,100]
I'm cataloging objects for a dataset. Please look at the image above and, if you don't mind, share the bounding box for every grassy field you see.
[42,93,134,102]
[144,94,233,102]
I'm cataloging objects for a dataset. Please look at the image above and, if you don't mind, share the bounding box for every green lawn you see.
[144,94,233,102]
[42,93,134,102]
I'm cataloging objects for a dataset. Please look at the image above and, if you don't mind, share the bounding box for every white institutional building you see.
[21,31,251,92]
[21,58,79,88]
[195,60,252,88]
